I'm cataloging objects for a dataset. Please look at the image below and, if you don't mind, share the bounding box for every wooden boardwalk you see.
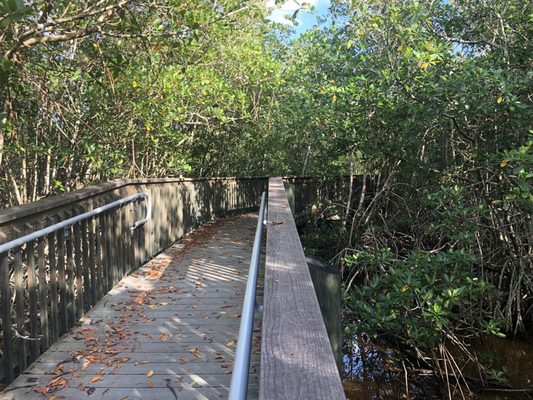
[2,214,262,400]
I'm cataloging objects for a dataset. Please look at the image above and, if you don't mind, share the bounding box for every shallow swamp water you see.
[342,335,533,400]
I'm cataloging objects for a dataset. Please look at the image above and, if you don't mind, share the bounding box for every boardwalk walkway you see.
[2,214,262,400]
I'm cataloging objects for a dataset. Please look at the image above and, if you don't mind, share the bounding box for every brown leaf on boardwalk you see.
[272,220,284,225]
[82,361,91,371]
[189,348,202,358]
[147,380,154,388]
[159,333,170,341]
[178,356,187,363]
[135,360,150,365]
[120,397,131,400]
[33,387,49,395]
[131,296,146,305]
[89,375,104,383]
[226,340,236,347]
[78,328,97,335]
[145,269,163,280]
[146,370,154,377]
[34,376,69,395]
[49,376,69,388]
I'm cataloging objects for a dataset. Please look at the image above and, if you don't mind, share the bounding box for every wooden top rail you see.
[260,178,345,399]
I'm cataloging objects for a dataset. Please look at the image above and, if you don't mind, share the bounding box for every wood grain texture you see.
[260,177,345,400]
[26,242,39,361]
[13,248,27,372]
[1,255,14,383]
[36,238,49,351]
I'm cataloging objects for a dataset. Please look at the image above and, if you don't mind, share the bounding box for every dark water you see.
[343,335,533,400]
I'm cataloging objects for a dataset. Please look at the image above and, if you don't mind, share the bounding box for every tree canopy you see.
[1,0,532,396]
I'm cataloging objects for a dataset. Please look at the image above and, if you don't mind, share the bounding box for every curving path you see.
[1,214,262,400]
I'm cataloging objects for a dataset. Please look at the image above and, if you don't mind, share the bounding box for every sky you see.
[265,0,331,37]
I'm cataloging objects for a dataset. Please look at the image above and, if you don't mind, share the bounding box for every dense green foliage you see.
[1,0,531,396]
[1,0,282,205]
[288,0,532,395]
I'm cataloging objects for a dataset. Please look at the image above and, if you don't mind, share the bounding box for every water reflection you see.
[342,336,440,399]
[342,335,533,400]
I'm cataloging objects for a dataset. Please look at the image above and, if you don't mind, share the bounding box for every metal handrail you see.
[228,191,267,400]
[0,192,151,255]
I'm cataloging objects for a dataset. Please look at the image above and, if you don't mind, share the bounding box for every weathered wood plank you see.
[13,247,27,372]
[65,226,76,328]
[25,242,39,361]
[73,221,84,320]
[36,238,49,351]
[260,177,345,400]
[13,373,258,389]
[79,219,89,311]
[94,216,104,301]
[1,254,14,383]
[56,230,67,335]
[27,361,260,375]
[0,386,258,400]
[47,232,59,343]
[102,212,111,293]
[30,350,259,364]
[88,218,97,306]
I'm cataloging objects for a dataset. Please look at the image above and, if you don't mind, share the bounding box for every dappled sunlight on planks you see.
[2,214,262,400]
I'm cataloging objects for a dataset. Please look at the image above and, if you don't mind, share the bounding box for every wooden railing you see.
[260,178,345,399]
[283,175,372,225]
[0,177,267,384]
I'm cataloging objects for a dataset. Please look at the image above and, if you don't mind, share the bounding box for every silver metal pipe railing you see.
[228,191,267,400]
[0,192,151,255]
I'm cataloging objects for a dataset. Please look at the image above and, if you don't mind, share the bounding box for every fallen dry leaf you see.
[89,375,104,383]
[159,334,170,341]
[189,348,202,358]
[147,380,154,388]
[146,370,154,377]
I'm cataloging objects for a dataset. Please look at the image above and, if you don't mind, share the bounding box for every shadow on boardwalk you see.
[1,214,262,400]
